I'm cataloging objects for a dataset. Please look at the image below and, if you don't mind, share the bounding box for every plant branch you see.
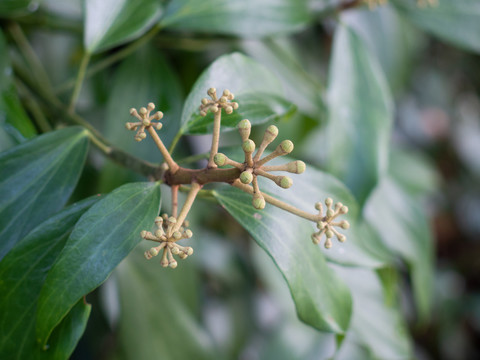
[147,127,179,174]
[68,52,91,113]
[55,23,162,95]
[232,180,317,222]
[172,182,202,232]
[207,110,222,168]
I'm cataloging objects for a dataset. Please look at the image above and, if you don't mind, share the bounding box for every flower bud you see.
[315,202,322,211]
[173,231,182,240]
[225,106,233,114]
[129,108,136,115]
[278,140,294,155]
[311,233,321,244]
[142,118,151,126]
[154,111,163,120]
[325,229,334,238]
[223,89,231,97]
[340,220,350,229]
[326,209,334,218]
[207,88,216,97]
[184,229,193,238]
[169,260,178,269]
[200,110,207,117]
[286,160,306,174]
[242,139,255,154]
[147,102,155,110]
[220,96,228,103]
[237,119,251,141]
[149,247,159,257]
[186,247,194,256]
[171,246,180,255]
[277,176,293,189]
[252,193,265,209]
[232,102,239,109]
[139,107,147,115]
[140,230,147,238]
[211,105,219,113]
[214,153,227,166]
[325,198,333,206]
[340,206,348,214]
[155,229,163,238]
[337,234,346,242]
[201,98,209,105]
[240,171,253,184]
[325,238,332,249]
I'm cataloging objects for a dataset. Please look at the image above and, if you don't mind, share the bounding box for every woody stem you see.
[232,180,318,222]
[171,185,179,218]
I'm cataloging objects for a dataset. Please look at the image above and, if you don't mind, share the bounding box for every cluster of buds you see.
[214,119,305,210]
[199,88,239,117]
[126,102,163,141]
[311,198,350,249]
[141,215,194,268]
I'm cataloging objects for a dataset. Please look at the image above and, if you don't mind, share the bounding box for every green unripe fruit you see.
[242,139,255,153]
[279,140,294,154]
[214,153,227,166]
[240,171,253,184]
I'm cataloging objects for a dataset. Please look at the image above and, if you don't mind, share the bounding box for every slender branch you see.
[7,22,54,94]
[147,127,179,174]
[172,182,202,232]
[12,60,161,178]
[207,110,222,168]
[232,180,317,222]
[14,79,52,132]
[171,185,179,218]
[68,52,91,113]
[55,23,162,95]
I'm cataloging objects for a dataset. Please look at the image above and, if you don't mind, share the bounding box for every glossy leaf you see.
[325,24,393,207]
[0,126,89,260]
[162,0,313,38]
[242,38,325,118]
[214,180,353,333]
[389,147,440,196]
[332,265,411,359]
[0,196,99,359]
[84,0,162,53]
[364,177,434,321]
[341,4,421,93]
[0,29,36,142]
[36,182,161,346]
[111,246,215,360]
[391,0,480,54]
[180,52,295,135]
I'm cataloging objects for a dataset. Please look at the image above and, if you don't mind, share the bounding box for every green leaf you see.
[242,38,325,118]
[332,265,411,359]
[341,4,421,93]
[181,52,295,135]
[391,0,480,54]
[0,126,89,260]
[0,29,36,141]
[214,184,352,333]
[0,0,37,16]
[44,299,91,360]
[36,182,161,346]
[110,246,215,360]
[37,183,161,344]
[325,24,393,207]
[389,147,440,196]
[364,178,434,321]
[162,0,313,37]
[0,196,99,360]
[84,0,162,53]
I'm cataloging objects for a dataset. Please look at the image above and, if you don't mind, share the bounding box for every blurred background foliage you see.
[1,0,480,359]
